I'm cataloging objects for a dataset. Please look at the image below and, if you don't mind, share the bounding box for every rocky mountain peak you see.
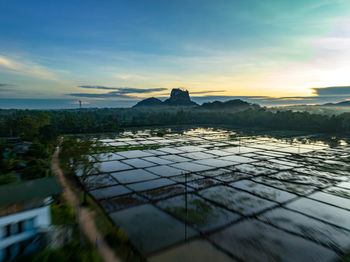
[163,88,197,106]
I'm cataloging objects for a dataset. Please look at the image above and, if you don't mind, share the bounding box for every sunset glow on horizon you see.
[1,0,350,107]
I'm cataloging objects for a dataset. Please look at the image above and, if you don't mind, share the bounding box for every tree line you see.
[1,107,350,138]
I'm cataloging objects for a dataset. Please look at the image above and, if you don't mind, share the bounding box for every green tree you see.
[60,139,99,204]
[36,112,51,127]
[18,116,39,141]
[26,142,51,159]
[21,159,49,180]
[39,124,59,144]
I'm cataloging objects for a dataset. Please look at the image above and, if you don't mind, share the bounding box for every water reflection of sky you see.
[76,128,350,260]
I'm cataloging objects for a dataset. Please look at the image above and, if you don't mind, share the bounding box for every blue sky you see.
[1,0,350,108]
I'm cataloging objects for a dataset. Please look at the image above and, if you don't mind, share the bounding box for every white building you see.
[0,177,61,261]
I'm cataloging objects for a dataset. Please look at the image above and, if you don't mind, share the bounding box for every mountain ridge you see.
[133,88,198,107]
[133,88,256,109]
[321,101,350,107]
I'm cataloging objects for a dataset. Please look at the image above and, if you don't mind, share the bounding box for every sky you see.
[1,0,350,108]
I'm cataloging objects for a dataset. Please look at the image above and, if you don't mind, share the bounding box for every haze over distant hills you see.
[133,88,197,107]
[133,88,256,110]
[321,101,350,107]
[2,87,350,110]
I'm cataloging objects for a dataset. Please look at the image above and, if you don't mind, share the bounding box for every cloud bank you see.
[0,55,59,81]
[69,85,350,105]
[69,86,168,99]
[69,91,134,99]
[78,85,121,90]
[0,83,16,92]
[312,86,350,96]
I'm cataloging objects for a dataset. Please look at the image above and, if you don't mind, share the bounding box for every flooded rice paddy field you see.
[76,128,350,261]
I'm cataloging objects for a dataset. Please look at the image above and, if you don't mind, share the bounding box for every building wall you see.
[0,205,51,261]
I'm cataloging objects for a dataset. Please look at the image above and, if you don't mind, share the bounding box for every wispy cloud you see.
[114,74,135,80]
[0,57,16,70]
[191,90,226,94]
[78,85,167,93]
[191,91,350,106]
[0,83,15,88]
[115,88,167,94]
[0,55,59,81]
[73,86,168,99]
[0,83,16,92]
[78,85,120,90]
[68,91,135,99]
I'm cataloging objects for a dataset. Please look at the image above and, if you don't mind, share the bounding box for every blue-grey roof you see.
[0,177,62,207]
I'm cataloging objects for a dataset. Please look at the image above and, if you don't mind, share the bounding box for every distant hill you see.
[201,99,256,110]
[133,88,197,107]
[133,97,163,107]
[321,101,350,107]
[133,88,258,109]
[163,88,197,106]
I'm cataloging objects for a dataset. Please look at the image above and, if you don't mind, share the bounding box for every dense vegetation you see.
[1,106,349,262]
[0,105,349,186]
[0,112,104,261]
[1,107,350,136]
[0,112,58,185]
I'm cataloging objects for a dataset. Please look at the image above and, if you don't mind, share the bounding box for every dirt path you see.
[51,146,122,262]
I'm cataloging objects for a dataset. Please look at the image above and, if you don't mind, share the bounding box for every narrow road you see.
[51,146,122,262]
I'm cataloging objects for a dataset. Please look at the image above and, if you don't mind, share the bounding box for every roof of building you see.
[0,177,62,207]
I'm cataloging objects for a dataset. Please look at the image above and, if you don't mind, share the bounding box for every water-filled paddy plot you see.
[76,128,350,261]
